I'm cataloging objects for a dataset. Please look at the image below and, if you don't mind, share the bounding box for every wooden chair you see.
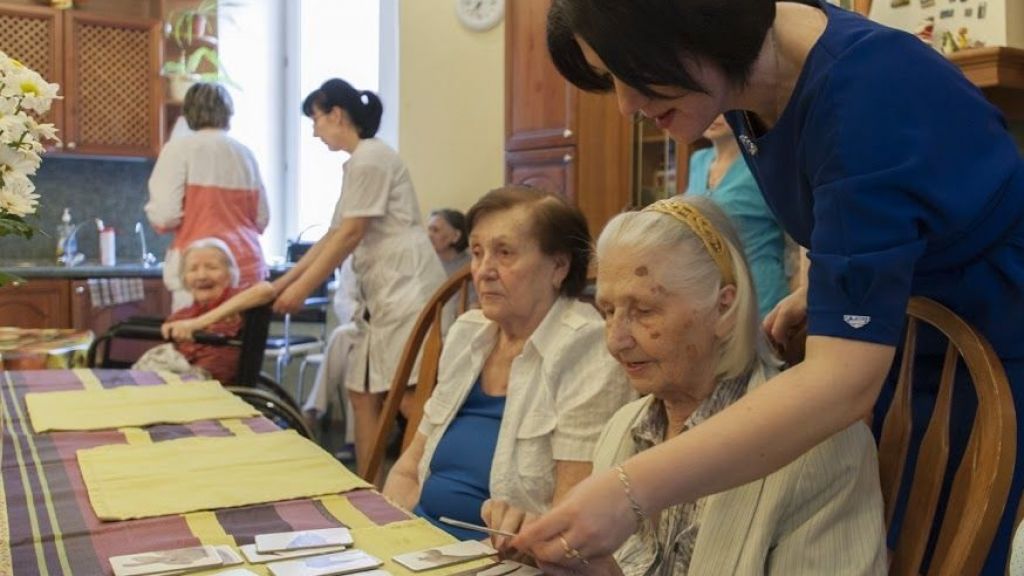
[358,264,473,482]
[878,297,1016,576]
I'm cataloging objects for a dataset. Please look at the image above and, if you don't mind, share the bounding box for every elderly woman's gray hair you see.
[596,195,774,381]
[179,237,240,288]
[183,83,233,130]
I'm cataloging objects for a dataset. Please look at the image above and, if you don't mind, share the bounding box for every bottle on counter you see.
[55,207,77,264]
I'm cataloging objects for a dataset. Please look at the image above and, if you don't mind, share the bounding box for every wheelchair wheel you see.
[256,372,302,412]
[226,386,314,439]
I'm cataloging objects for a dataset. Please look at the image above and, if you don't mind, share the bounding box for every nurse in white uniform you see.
[163,78,446,467]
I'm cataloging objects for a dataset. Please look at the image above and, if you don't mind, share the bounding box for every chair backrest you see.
[236,305,272,387]
[878,297,1016,576]
[359,264,473,482]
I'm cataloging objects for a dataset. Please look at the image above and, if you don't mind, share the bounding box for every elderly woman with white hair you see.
[555,196,887,575]
[136,237,244,383]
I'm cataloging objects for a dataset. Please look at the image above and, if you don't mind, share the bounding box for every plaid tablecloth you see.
[0,369,412,576]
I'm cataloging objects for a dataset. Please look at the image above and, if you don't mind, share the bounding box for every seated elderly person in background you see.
[576,196,886,575]
[427,208,470,276]
[137,238,244,383]
[382,186,634,541]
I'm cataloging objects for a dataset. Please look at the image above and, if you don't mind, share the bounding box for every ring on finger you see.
[558,534,585,562]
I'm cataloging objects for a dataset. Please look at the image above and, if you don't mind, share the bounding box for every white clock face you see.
[455,0,505,32]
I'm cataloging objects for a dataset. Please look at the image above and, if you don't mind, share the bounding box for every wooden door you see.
[0,4,63,150]
[0,279,70,329]
[63,11,162,157]
[506,146,576,203]
[505,0,577,151]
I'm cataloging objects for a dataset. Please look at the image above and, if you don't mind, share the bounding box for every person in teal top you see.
[686,115,788,317]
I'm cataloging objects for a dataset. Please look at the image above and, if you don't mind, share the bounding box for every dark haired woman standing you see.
[513,1,1024,573]
[164,78,446,467]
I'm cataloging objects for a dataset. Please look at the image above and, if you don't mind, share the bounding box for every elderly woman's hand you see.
[161,318,203,342]
[762,285,808,352]
[512,470,634,570]
[538,555,624,576]
[481,499,537,553]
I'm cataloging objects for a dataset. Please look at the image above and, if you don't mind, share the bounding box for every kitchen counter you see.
[0,260,164,279]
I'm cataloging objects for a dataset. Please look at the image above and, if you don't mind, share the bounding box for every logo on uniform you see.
[843,314,871,329]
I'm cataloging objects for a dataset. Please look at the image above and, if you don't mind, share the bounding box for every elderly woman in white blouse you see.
[553,196,887,576]
[383,186,633,544]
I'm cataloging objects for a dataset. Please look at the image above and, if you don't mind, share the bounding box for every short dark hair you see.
[467,186,591,298]
[547,0,775,98]
[183,82,233,130]
[430,208,469,252]
[301,78,383,138]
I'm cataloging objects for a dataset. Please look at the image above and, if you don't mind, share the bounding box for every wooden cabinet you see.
[504,0,680,236]
[0,4,162,158]
[0,279,70,329]
[0,277,169,336]
[69,278,170,334]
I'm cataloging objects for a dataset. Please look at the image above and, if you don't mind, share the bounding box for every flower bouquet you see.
[0,50,60,238]
[0,50,60,284]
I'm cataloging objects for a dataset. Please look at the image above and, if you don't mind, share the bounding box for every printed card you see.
[240,544,348,564]
[110,545,222,576]
[266,549,384,576]
[392,540,497,572]
[256,527,353,553]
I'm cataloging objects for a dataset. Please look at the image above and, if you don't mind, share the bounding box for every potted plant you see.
[161,0,239,101]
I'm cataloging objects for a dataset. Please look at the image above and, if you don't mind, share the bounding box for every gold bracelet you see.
[615,464,647,531]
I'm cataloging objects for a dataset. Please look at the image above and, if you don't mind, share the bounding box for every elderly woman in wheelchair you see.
[544,196,887,576]
[381,186,634,544]
[134,237,245,383]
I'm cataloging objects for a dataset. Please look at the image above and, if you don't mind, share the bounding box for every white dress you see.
[330,138,446,393]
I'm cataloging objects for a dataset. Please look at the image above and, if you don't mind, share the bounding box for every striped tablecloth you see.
[0,369,411,576]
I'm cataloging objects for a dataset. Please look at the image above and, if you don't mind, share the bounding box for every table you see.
[0,328,92,370]
[0,369,414,576]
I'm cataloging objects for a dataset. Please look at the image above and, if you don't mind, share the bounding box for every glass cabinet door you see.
[632,115,679,208]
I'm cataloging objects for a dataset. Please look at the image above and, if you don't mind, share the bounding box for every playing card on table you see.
[241,544,348,564]
[392,540,497,572]
[266,549,383,576]
[109,544,222,576]
[256,527,354,553]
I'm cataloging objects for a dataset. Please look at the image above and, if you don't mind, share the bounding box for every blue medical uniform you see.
[726,1,1024,572]
[687,148,789,317]
[414,376,506,540]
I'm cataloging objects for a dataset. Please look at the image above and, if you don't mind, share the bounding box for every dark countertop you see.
[0,260,165,279]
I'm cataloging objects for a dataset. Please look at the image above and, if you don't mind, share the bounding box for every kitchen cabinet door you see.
[70,278,170,333]
[0,4,64,146]
[70,278,171,362]
[63,11,162,157]
[505,0,577,151]
[0,279,70,329]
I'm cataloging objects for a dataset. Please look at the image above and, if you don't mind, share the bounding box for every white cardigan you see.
[417,298,635,515]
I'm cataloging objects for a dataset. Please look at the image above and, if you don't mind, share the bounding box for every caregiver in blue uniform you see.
[515,1,1024,573]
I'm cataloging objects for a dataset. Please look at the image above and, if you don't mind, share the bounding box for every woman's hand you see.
[481,499,536,553]
[763,285,808,351]
[272,282,309,315]
[161,318,204,342]
[512,470,635,569]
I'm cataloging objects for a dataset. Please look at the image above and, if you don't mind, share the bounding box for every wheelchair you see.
[86,305,314,439]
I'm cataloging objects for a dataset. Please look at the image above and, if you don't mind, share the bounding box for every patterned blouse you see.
[613,372,750,576]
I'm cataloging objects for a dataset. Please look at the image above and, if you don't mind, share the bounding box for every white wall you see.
[398,1,505,215]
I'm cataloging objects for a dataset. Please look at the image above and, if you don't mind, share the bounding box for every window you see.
[219,0,398,260]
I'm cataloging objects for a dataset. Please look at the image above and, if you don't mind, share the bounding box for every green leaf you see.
[0,214,34,239]
[0,270,25,287]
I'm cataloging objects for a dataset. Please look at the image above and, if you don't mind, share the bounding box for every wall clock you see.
[456,0,505,32]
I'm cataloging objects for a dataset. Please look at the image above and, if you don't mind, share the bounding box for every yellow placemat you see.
[78,430,371,520]
[352,519,495,575]
[25,381,260,433]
